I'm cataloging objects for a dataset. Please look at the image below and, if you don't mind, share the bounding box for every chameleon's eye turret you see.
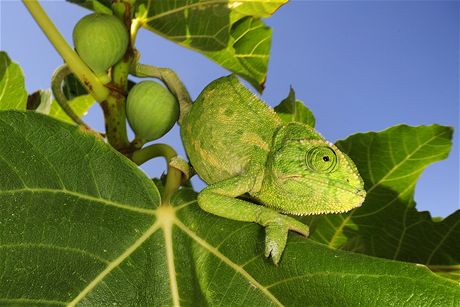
[305,146,338,173]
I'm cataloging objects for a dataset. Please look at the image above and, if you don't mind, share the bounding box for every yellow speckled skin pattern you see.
[181,75,366,264]
[182,75,280,184]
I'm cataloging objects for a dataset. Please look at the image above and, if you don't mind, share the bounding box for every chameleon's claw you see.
[264,216,310,265]
[265,224,288,265]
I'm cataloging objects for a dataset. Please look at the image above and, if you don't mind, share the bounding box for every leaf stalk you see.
[132,144,182,205]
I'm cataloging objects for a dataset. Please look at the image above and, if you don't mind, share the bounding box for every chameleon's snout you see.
[354,188,367,207]
[356,188,366,197]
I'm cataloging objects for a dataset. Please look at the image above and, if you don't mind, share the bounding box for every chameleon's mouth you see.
[355,188,366,200]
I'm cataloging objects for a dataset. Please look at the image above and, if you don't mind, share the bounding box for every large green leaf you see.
[0,111,161,304]
[307,125,460,280]
[1,111,459,305]
[0,51,27,110]
[138,0,286,50]
[68,0,285,91]
[138,0,281,91]
[137,0,231,51]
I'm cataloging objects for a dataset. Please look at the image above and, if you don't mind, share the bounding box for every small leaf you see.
[307,125,460,280]
[204,17,272,91]
[49,95,95,125]
[0,51,27,110]
[34,89,53,114]
[274,87,316,127]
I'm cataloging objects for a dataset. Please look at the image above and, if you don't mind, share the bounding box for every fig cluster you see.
[73,13,179,142]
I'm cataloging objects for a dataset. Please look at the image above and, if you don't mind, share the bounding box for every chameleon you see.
[180,75,366,264]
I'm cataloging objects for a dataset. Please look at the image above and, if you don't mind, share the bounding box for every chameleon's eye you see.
[306,146,338,173]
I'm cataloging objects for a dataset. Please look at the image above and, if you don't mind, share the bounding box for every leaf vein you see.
[0,298,66,306]
[175,220,283,306]
[426,218,460,264]
[0,243,110,264]
[0,188,155,215]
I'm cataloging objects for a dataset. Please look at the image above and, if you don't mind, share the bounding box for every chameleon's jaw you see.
[280,188,366,216]
[267,175,367,216]
[280,173,365,198]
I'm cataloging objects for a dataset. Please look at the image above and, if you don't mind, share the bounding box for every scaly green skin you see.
[181,75,366,264]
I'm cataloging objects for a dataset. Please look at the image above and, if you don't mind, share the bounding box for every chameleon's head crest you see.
[264,123,366,215]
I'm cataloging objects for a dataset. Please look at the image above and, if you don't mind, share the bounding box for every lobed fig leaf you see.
[72,13,128,80]
[126,80,179,142]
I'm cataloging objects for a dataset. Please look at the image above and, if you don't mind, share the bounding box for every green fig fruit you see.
[126,81,179,142]
[73,13,128,79]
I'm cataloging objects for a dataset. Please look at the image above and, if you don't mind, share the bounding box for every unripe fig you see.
[126,81,179,141]
[73,13,128,79]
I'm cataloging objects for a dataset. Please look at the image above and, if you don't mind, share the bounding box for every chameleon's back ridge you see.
[181,75,281,184]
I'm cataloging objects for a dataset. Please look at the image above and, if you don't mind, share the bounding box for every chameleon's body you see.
[181,75,366,264]
[182,76,277,186]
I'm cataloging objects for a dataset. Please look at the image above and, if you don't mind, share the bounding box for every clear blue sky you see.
[1,1,458,217]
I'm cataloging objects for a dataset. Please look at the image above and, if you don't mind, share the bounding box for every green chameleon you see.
[181,75,366,264]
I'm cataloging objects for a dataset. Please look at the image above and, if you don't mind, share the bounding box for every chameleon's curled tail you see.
[52,64,92,129]
[129,63,192,125]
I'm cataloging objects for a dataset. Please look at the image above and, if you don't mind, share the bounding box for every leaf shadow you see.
[335,185,460,266]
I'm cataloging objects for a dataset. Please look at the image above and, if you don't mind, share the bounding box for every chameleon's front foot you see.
[260,213,309,265]
[196,176,309,265]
